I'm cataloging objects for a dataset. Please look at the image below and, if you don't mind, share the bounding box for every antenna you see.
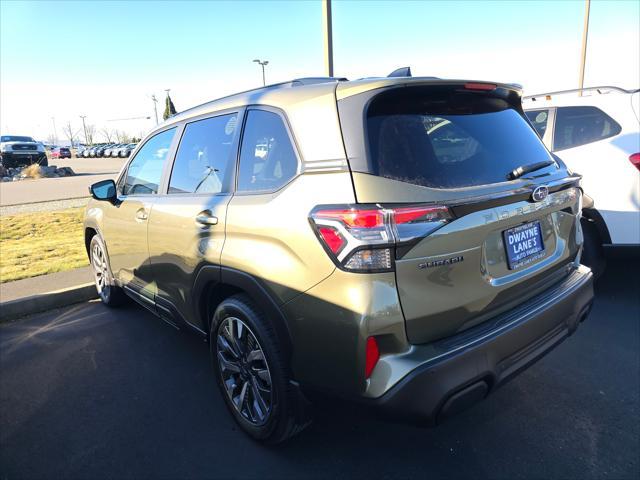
[387,67,412,78]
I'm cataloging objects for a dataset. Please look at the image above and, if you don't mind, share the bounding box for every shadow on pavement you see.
[0,259,638,479]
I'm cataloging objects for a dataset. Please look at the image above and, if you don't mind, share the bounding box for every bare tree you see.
[101,128,114,143]
[85,124,96,145]
[46,133,57,145]
[63,121,76,146]
[115,130,131,143]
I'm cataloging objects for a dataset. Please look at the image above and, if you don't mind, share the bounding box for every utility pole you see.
[322,0,334,77]
[151,94,159,124]
[51,116,58,144]
[79,115,89,145]
[578,0,591,95]
[253,59,269,86]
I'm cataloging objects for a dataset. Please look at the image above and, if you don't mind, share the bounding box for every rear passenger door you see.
[222,108,307,304]
[147,110,242,330]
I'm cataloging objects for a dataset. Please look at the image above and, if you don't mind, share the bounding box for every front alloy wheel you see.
[216,317,273,425]
[89,235,125,307]
[91,241,109,296]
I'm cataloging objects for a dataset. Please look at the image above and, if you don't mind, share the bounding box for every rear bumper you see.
[369,264,594,423]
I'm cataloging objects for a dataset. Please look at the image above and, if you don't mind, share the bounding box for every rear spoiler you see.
[336,78,523,102]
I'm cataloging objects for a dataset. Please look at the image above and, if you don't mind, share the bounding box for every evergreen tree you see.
[163,92,177,120]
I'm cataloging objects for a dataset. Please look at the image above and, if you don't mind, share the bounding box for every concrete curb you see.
[0,283,98,322]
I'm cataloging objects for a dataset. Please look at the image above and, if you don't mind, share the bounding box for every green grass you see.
[0,208,88,283]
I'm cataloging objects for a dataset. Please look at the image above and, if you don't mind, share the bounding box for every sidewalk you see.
[0,267,97,321]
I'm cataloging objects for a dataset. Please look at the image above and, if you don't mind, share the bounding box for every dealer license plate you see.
[503,221,545,270]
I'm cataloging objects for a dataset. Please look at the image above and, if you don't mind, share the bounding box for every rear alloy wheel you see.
[211,295,311,443]
[217,317,273,425]
[89,235,126,306]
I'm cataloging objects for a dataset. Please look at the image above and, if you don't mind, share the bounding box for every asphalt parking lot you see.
[1,259,638,479]
[0,157,126,208]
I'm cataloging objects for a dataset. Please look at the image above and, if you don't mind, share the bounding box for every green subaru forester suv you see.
[85,75,594,443]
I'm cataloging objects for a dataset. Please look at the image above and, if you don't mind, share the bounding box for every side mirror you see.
[90,179,117,203]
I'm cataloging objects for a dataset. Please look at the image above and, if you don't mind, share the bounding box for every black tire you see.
[210,294,310,444]
[89,234,127,306]
[580,217,606,279]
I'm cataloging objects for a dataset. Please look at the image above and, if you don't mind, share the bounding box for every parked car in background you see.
[0,135,48,167]
[82,146,92,158]
[104,143,123,157]
[102,144,117,157]
[121,143,138,157]
[85,75,593,444]
[51,146,72,159]
[75,145,87,157]
[95,144,111,157]
[524,86,640,276]
[88,146,100,158]
[117,143,137,157]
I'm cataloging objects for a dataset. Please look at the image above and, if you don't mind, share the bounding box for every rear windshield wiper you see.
[507,160,556,180]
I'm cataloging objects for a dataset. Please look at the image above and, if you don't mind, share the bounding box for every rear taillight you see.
[629,153,640,171]
[310,204,452,272]
[365,336,380,379]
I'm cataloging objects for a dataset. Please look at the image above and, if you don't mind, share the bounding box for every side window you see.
[525,110,550,138]
[237,110,298,192]
[168,114,238,194]
[123,128,176,195]
[553,106,621,151]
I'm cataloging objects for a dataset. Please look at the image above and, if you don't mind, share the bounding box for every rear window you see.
[365,87,557,188]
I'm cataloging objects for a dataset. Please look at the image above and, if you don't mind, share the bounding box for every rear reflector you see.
[365,336,380,379]
[464,82,497,91]
[629,153,640,171]
[317,226,346,254]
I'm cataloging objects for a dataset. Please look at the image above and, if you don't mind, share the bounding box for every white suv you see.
[523,86,640,275]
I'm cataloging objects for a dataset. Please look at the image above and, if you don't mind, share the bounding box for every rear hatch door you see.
[338,81,583,344]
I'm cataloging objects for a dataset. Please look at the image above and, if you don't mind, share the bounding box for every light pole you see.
[253,59,269,86]
[322,0,334,77]
[51,117,58,145]
[151,94,159,124]
[79,115,89,145]
[578,0,591,95]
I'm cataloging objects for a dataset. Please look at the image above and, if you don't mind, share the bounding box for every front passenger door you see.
[104,127,177,302]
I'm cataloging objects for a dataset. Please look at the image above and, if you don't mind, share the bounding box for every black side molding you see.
[193,265,293,357]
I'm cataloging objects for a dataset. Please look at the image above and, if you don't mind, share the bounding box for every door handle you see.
[135,208,148,221]
[195,210,218,226]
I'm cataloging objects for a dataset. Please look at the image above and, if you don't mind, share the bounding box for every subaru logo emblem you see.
[532,186,549,202]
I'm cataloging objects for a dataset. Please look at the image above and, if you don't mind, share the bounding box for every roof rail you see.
[524,86,639,100]
[288,77,348,86]
[169,77,347,119]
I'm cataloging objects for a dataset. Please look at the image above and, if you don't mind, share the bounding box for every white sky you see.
[1,3,638,142]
